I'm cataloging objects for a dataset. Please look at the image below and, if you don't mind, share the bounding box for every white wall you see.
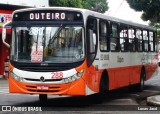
[0,0,49,7]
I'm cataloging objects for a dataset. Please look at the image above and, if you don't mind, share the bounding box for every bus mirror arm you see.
[2,22,11,48]
[2,28,10,48]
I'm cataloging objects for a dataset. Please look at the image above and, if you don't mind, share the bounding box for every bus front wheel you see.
[39,94,47,101]
[94,74,108,103]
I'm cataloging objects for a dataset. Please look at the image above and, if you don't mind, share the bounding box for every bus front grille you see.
[24,78,62,82]
[27,90,59,92]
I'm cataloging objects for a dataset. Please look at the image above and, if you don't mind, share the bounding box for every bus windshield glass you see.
[11,25,84,63]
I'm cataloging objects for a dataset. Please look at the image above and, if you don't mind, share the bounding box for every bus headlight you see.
[63,69,84,83]
[10,71,24,82]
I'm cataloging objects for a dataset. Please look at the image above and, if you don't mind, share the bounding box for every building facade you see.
[0,1,49,78]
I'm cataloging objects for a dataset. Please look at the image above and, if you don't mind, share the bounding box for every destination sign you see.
[13,10,83,21]
[29,12,66,20]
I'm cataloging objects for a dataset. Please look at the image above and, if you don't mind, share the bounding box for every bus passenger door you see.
[86,17,99,92]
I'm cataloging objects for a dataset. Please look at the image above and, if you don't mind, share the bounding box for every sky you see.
[0,0,49,7]
[105,0,149,25]
[0,0,148,25]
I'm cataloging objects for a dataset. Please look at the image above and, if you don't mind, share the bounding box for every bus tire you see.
[136,69,145,92]
[93,71,109,103]
[39,94,47,101]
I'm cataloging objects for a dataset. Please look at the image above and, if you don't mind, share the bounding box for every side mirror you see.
[158,43,160,50]
[2,21,11,48]
[89,29,97,53]
[93,33,96,45]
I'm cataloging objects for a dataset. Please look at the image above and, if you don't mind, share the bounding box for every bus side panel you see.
[108,65,142,90]
[108,67,133,89]
[145,64,158,80]
[85,65,101,93]
[145,53,158,80]
[107,70,115,90]
[115,67,130,88]
[130,65,142,85]
[107,68,130,89]
[145,64,151,80]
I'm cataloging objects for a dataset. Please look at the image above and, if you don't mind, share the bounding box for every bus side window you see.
[99,20,108,51]
[136,29,143,52]
[143,30,149,52]
[149,31,154,52]
[153,32,157,52]
[86,17,97,53]
[120,24,128,51]
[110,23,119,51]
[128,27,136,51]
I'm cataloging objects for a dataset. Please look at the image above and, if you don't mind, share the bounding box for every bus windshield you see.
[10,25,84,63]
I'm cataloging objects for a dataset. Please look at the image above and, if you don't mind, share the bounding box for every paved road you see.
[0,68,160,113]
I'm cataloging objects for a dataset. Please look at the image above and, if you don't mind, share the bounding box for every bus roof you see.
[12,7,156,31]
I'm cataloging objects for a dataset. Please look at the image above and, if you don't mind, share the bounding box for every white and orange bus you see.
[2,7,158,101]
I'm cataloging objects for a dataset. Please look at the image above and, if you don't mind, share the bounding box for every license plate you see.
[37,86,49,90]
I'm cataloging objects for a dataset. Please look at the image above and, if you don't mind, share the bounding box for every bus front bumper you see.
[8,76,86,96]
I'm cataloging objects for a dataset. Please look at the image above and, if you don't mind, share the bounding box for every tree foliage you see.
[127,0,160,23]
[49,0,108,13]
[49,0,83,8]
[82,0,108,13]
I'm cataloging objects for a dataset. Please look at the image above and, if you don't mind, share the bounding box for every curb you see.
[147,95,160,106]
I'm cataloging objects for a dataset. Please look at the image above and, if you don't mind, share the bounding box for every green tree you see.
[82,0,108,13]
[127,0,160,40]
[49,0,82,8]
[49,0,108,13]
[127,0,160,23]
